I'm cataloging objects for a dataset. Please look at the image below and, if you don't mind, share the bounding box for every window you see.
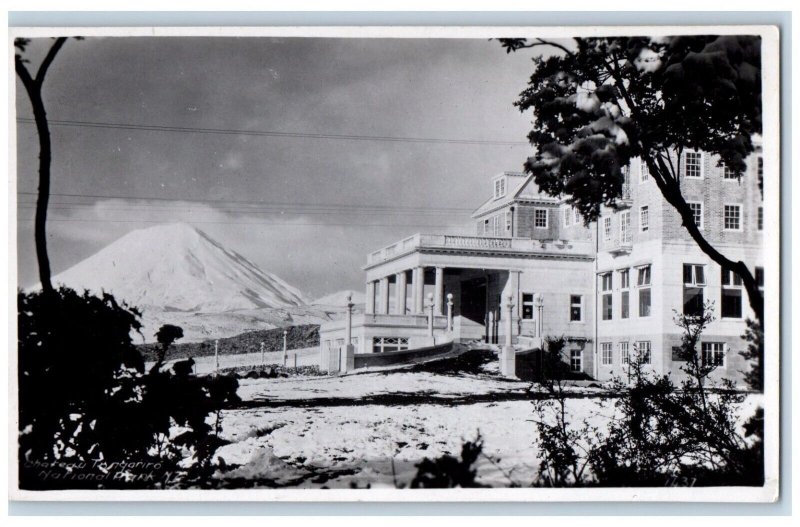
[688,201,704,230]
[563,207,572,227]
[601,273,613,321]
[620,269,630,319]
[637,265,652,317]
[619,341,630,365]
[635,341,652,364]
[534,208,548,228]
[620,210,631,244]
[640,159,649,183]
[757,156,763,184]
[493,176,506,199]
[683,264,706,316]
[601,342,613,366]
[721,267,743,318]
[723,164,739,180]
[570,349,582,372]
[372,337,409,354]
[506,210,513,234]
[685,151,703,179]
[574,208,582,225]
[758,207,763,231]
[724,204,742,231]
[640,205,649,232]
[522,292,535,320]
[570,295,583,322]
[702,342,725,367]
[603,217,612,240]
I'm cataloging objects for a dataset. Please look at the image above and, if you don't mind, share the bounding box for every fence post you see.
[214,339,220,376]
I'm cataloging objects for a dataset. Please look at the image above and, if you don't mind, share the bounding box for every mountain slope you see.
[51,222,309,312]
[311,289,365,307]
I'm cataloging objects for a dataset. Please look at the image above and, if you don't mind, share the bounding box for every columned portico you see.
[433,267,444,315]
[378,277,390,315]
[365,281,376,314]
[413,266,425,314]
[394,271,407,314]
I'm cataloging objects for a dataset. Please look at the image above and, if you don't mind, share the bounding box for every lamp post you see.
[501,294,516,378]
[282,330,288,367]
[342,293,356,372]
[260,341,265,367]
[535,293,545,347]
[426,292,435,338]
[446,293,454,333]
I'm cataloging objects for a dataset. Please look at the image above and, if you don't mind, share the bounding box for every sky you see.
[14,35,548,298]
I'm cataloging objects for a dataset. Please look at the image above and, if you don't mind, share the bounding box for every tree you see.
[152,324,185,373]
[15,37,71,295]
[499,36,763,325]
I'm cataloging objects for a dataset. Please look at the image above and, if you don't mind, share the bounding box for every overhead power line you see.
[16,117,530,147]
[16,191,478,214]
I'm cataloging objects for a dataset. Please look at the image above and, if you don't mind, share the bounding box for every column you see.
[414,266,425,315]
[434,267,444,315]
[365,281,376,315]
[379,277,390,315]
[394,271,407,314]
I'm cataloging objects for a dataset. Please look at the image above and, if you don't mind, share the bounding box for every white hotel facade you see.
[320,147,764,383]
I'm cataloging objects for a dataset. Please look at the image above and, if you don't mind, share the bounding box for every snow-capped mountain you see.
[52,222,308,312]
[47,223,335,342]
[311,289,366,307]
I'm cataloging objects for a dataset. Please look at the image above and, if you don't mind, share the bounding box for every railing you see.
[366,233,593,265]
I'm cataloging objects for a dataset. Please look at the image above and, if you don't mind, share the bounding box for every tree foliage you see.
[500,36,764,329]
[532,309,764,487]
[18,287,239,489]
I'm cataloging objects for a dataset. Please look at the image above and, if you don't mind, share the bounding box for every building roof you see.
[470,171,559,218]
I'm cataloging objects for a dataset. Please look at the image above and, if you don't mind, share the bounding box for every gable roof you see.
[471,171,559,219]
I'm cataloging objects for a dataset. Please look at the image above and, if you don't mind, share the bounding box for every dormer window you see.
[493,176,507,200]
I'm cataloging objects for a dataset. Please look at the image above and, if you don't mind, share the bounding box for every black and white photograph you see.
[9,25,780,501]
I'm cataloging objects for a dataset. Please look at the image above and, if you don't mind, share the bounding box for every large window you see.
[723,164,739,180]
[724,204,742,231]
[601,272,613,320]
[620,268,630,319]
[640,159,649,183]
[637,265,652,317]
[702,342,725,367]
[721,268,743,318]
[603,216,612,240]
[688,201,704,230]
[534,208,548,228]
[758,207,763,231]
[601,342,613,365]
[757,156,763,183]
[563,207,572,227]
[372,337,409,354]
[683,264,706,316]
[640,205,649,232]
[522,292,535,320]
[570,295,583,322]
[635,341,652,364]
[570,349,582,372]
[620,210,631,244]
[685,151,703,179]
[619,341,630,365]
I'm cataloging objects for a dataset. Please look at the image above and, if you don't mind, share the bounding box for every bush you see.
[17,287,239,489]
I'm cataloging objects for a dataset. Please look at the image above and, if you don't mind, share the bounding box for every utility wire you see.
[15,191,478,213]
[16,117,529,147]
